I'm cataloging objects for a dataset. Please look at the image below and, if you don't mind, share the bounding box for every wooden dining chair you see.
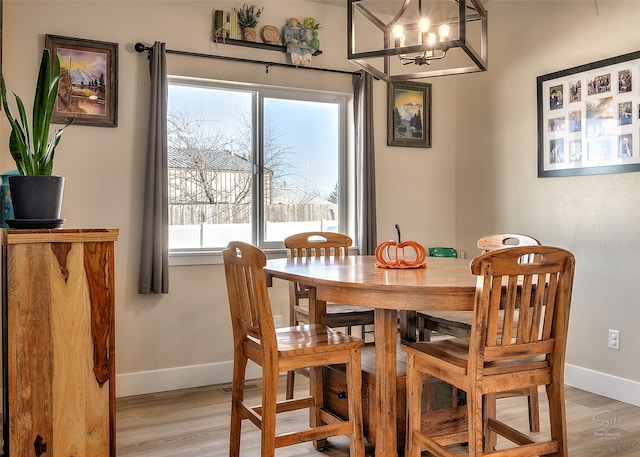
[416,234,543,432]
[403,245,575,457]
[223,241,365,457]
[477,233,541,253]
[415,246,460,341]
[419,235,541,340]
[284,231,374,399]
[399,246,459,343]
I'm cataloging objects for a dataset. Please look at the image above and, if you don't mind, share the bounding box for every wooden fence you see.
[169,203,337,225]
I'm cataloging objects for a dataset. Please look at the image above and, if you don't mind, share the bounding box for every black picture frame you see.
[45,34,118,127]
[387,81,431,148]
[537,50,640,177]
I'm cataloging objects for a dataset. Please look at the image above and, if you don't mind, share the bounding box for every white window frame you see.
[167,76,353,266]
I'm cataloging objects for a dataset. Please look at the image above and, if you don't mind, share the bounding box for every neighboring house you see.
[168,147,335,225]
[168,147,271,206]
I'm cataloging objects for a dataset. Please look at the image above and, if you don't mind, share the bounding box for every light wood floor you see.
[116,376,640,456]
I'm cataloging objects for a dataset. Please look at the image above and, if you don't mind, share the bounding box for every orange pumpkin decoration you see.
[375,239,427,269]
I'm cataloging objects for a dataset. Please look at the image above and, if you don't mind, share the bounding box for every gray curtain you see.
[139,42,169,294]
[353,71,377,255]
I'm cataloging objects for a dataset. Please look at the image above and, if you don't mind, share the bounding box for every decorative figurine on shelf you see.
[284,17,314,66]
[303,17,322,52]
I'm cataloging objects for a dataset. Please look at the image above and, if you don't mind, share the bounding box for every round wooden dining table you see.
[265,255,477,457]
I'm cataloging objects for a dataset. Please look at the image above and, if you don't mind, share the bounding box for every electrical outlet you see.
[273,315,283,328]
[608,329,620,350]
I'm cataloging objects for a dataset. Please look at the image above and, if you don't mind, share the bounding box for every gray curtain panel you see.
[353,71,377,255]
[139,42,169,294]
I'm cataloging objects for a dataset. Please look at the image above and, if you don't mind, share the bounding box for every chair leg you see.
[285,370,295,400]
[260,368,280,457]
[528,386,541,432]
[483,393,497,453]
[346,348,365,457]
[404,352,423,457]
[287,290,299,401]
[309,365,328,449]
[467,385,483,457]
[417,315,432,342]
[546,382,568,457]
[229,355,248,457]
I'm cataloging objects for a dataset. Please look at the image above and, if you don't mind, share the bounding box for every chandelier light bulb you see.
[438,24,450,40]
[427,32,437,46]
[392,24,405,47]
[418,18,430,33]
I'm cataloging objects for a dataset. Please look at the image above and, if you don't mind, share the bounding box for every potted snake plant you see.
[0,48,74,226]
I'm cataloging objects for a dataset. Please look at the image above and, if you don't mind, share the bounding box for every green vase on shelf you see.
[310,30,320,51]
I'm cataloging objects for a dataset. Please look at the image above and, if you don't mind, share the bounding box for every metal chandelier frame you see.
[347,0,488,81]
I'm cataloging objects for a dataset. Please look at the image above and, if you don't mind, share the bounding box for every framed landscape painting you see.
[45,34,118,127]
[537,50,640,177]
[387,81,431,148]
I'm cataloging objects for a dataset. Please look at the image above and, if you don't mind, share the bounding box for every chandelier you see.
[347,0,488,81]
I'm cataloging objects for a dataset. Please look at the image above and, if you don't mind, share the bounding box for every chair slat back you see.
[284,232,352,306]
[470,246,575,366]
[477,233,541,254]
[285,232,352,259]
[224,241,276,352]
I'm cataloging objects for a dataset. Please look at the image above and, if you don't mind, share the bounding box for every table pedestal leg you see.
[374,308,398,457]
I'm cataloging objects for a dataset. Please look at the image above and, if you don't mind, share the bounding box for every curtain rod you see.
[134,43,360,76]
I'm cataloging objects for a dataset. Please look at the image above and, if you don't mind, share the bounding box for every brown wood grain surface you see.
[3,228,118,457]
[83,241,114,387]
[265,255,476,457]
[7,243,54,457]
[266,255,476,311]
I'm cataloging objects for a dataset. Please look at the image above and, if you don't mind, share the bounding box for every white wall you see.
[0,0,457,397]
[2,1,638,405]
[455,0,640,405]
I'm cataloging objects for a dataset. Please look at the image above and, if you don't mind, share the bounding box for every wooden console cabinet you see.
[2,228,119,457]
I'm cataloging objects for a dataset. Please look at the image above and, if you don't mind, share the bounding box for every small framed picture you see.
[45,34,118,127]
[387,81,431,148]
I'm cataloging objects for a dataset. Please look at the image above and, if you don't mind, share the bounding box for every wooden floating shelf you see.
[213,38,322,56]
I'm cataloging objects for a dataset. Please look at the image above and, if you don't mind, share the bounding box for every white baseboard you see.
[116,360,261,398]
[565,363,640,407]
[117,361,640,407]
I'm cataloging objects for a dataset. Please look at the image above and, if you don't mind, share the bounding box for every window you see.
[167,77,351,257]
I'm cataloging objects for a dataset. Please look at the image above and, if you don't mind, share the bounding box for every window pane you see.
[168,83,253,249]
[167,78,348,254]
[263,98,340,242]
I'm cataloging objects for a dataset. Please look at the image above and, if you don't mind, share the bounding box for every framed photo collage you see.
[537,51,640,177]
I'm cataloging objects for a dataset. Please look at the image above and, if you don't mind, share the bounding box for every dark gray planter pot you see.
[8,175,65,220]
